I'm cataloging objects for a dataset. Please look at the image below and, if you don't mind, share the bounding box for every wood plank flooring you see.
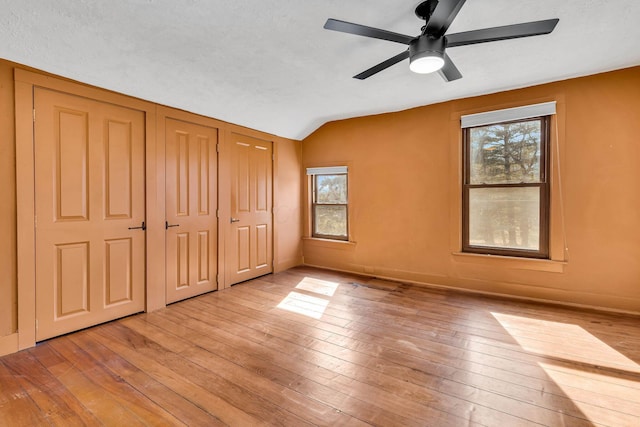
[1,266,639,426]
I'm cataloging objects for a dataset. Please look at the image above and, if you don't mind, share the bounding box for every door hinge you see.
[35,319,38,331]
[33,109,36,122]
[216,275,221,284]
[34,215,37,228]
[216,210,220,218]
[216,143,220,153]
[272,153,275,162]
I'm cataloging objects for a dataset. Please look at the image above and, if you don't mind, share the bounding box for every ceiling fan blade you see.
[424,0,467,37]
[354,50,410,80]
[438,53,462,82]
[445,19,559,48]
[324,19,414,45]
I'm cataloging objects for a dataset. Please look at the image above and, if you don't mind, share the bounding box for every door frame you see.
[15,70,160,350]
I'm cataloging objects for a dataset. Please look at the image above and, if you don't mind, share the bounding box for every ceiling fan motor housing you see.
[410,36,445,59]
[409,36,445,72]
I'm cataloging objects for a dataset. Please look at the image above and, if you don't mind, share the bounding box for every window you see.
[462,103,554,258]
[307,166,348,241]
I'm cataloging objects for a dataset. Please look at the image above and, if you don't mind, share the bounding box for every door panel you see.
[104,238,133,305]
[237,226,251,273]
[177,232,189,287]
[55,242,89,317]
[35,88,146,341]
[198,231,210,282]
[56,109,89,220]
[105,120,133,219]
[227,134,273,285]
[165,119,218,303]
[256,224,268,268]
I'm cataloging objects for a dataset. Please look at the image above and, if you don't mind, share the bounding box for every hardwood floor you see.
[1,266,639,426]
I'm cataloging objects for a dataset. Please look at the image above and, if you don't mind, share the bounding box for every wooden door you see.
[165,119,218,303]
[226,134,273,285]
[34,88,146,341]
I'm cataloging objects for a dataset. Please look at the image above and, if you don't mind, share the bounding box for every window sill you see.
[452,252,566,273]
[303,237,357,250]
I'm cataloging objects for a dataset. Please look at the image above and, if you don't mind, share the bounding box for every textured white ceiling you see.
[1,0,639,140]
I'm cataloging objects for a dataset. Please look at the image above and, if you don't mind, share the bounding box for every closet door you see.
[34,88,146,341]
[226,133,273,285]
[165,119,218,303]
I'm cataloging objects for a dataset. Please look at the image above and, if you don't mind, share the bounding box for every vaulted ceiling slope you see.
[2,0,639,140]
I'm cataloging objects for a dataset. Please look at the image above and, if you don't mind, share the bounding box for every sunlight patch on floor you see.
[538,362,640,424]
[538,362,640,401]
[493,311,640,425]
[491,311,640,373]
[276,277,340,319]
[277,290,330,319]
[295,277,340,297]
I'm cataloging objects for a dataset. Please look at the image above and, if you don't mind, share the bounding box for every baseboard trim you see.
[0,333,19,357]
[302,263,640,317]
[276,257,303,273]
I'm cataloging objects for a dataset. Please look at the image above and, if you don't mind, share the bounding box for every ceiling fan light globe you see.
[409,54,445,74]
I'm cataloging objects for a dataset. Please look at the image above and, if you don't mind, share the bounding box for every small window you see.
[463,116,550,258]
[307,167,348,241]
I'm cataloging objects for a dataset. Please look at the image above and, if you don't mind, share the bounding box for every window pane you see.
[314,205,347,238]
[468,187,540,251]
[315,174,347,204]
[469,120,542,184]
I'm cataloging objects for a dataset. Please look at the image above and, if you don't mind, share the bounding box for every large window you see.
[462,112,551,258]
[307,166,348,241]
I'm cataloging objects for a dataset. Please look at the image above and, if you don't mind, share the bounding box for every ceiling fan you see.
[324,0,559,81]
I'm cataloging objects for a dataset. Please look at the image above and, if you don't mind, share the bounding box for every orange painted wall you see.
[302,66,640,313]
[274,138,304,272]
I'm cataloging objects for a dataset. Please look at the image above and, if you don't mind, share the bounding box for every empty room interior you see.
[1,0,639,425]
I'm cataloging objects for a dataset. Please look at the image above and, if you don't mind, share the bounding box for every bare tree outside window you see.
[463,117,549,258]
